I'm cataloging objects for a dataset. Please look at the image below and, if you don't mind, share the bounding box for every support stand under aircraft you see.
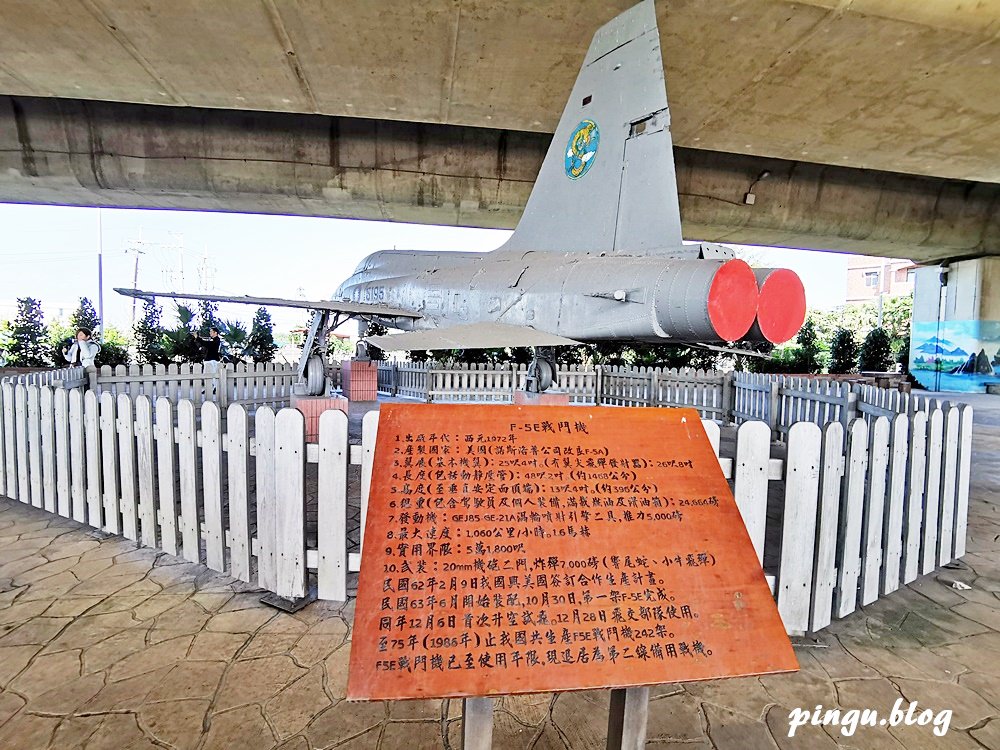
[117,0,806,395]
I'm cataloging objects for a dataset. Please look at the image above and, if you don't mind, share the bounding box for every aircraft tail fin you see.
[501,0,683,255]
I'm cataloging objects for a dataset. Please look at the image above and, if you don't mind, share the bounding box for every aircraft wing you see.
[114,288,421,319]
[365,322,581,351]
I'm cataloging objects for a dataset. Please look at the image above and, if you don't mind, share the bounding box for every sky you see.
[0,202,850,337]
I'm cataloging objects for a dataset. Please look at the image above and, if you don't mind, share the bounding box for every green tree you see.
[880,294,912,342]
[70,297,100,334]
[792,319,822,374]
[220,320,248,363]
[134,300,168,365]
[245,307,278,363]
[859,326,894,372]
[364,321,388,362]
[6,298,49,367]
[0,322,11,366]
[327,335,354,359]
[895,335,910,373]
[96,334,130,368]
[828,328,859,375]
[754,347,802,375]
[162,304,201,363]
[47,318,76,368]
[197,300,221,337]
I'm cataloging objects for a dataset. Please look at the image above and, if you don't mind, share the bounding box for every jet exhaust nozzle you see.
[653,258,759,343]
[743,268,807,344]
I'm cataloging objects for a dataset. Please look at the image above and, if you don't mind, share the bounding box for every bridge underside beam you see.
[1,96,997,263]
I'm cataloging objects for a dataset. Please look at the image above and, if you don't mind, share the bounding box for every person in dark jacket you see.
[193,326,222,375]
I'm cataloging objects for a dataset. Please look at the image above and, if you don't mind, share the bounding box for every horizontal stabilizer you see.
[114,288,421,319]
[366,323,581,351]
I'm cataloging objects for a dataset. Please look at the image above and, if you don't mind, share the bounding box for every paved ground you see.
[0,395,998,749]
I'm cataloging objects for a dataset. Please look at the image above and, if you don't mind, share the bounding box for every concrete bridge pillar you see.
[910,257,1000,392]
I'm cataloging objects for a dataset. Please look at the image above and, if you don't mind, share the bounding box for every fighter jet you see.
[118,0,806,394]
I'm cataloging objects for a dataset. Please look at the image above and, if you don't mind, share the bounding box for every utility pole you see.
[122,228,147,328]
[126,243,146,327]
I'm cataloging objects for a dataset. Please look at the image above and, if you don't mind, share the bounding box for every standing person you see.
[63,327,101,369]
[193,326,223,375]
[193,327,224,399]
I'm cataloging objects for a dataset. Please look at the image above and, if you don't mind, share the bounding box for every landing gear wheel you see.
[304,355,327,396]
[526,350,557,393]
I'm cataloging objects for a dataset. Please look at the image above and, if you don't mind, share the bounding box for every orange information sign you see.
[347,404,797,700]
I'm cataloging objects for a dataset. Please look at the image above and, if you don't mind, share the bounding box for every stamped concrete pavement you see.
[0,395,997,749]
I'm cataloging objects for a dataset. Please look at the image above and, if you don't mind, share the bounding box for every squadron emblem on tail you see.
[565,119,600,180]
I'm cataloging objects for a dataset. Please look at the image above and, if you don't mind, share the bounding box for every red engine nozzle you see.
[747,268,807,344]
[706,259,760,342]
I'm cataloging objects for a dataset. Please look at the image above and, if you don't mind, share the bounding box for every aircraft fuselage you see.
[335,247,759,344]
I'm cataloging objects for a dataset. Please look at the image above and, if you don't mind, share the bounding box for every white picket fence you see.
[0,366,87,389]
[0,382,973,635]
[378,362,937,439]
[379,362,597,404]
[88,362,305,408]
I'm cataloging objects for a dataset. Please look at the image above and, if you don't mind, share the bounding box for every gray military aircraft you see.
[118,0,806,394]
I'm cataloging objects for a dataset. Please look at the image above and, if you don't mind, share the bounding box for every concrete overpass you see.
[1,0,999,262]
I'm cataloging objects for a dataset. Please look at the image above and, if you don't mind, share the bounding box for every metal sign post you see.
[606,687,650,750]
[461,697,495,750]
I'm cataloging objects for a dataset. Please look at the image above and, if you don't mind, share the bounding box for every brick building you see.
[845,257,916,303]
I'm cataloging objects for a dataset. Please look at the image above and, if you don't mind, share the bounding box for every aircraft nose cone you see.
[707,259,759,341]
[754,268,807,344]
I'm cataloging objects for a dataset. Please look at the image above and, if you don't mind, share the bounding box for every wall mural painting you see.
[910,320,1000,392]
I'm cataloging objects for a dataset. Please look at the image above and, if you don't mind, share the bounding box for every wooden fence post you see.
[937,406,961,567]
[116,394,139,541]
[921,409,944,575]
[810,422,844,633]
[27,386,42,508]
[68,389,86,522]
[84,390,102,527]
[766,379,780,439]
[318,409,349,601]
[227,403,252,582]
[218,366,229,408]
[859,416,890,606]
[99,391,120,532]
[176,400,200,563]
[201,401,226,572]
[155,398,180,556]
[835,418,869,618]
[54,389,71,518]
[39,387,56,513]
[1,383,15,501]
[733,421,770,565]
[359,410,380,559]
[722,371,735,423]
[134,396,157,549]
[777,422,821,634]
[881,414,909,595]
[256,406,278,592]
[274,408,307,600]
[952,404,973,559]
